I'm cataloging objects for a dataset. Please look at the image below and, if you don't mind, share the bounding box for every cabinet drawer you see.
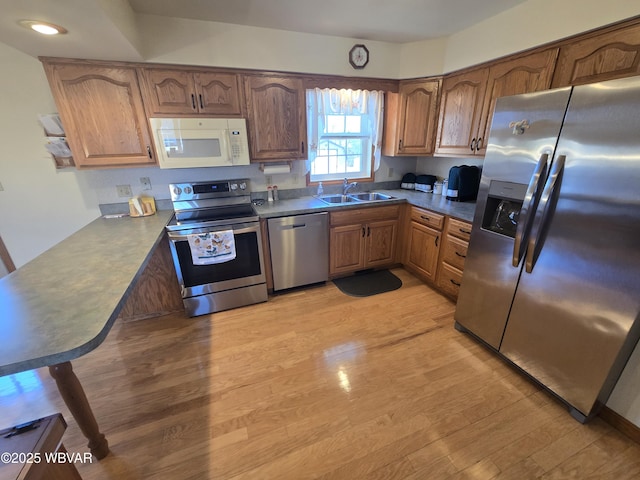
[437,262,463,299]
[447,217,472,241]
[442,234,469,270]
[330,205,400,227]
[410,207,444,230]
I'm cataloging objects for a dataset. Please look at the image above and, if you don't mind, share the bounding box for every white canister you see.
[442,179,448,196]
[433,182,442,195]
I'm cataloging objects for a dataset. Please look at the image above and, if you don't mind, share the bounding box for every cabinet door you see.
[477,48,559,155]
[244,75,307,161]
[193,72,242,115]
[330,224,365,275]
[43,62,155,168]
[365,219,398,267]
[139,68,197,115]
[385,79,440,156]
[435,68,488,156]
[552,22,640,87]
[406,221,440,281]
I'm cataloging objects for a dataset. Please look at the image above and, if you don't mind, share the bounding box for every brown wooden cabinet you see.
[329,205,399,276]
[552,22,640,87]
[404,206,444,282]
[243,75,307,162]
[42,60,156,168]
[139,68,242,115]
[383,78,441,156]
[436,217,472,299]
[434,67,488,157]
[435,49,558,156]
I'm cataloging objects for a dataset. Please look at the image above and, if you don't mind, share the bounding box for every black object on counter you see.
[446,165,480,201]
[401,173,416,189]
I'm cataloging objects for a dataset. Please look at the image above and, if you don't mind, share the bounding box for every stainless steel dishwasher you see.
[268,212,329,291]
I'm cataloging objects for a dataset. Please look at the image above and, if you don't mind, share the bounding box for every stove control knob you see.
[230,183,238,190]
[239,182,247,190]
[173,186,182,196]
[184,186,192,194]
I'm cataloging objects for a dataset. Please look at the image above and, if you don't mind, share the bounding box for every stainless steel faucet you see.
[343,178,358,195]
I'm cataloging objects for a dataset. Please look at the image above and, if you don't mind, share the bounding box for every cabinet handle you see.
[362,226,366,237]
[420,215,430,221]
[450,279,461,287]
[460,228,471,235]
[476,137,483,151]
[470,138,476,152]
[301,141,305,154]
[399,139,403,150]
[435,235,439,247]
[191,94,196,110]
[199,94,204,110]
[455,251,467,258]
[147,146,152,159]
[367,226,371,237]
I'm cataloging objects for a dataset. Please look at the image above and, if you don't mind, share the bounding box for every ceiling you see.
[127,0,525,43]
[0,0,527,61]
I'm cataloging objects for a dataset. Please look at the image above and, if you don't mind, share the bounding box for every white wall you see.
[137,14,410,79]
[443,0,640,73]
[0,42,100,268]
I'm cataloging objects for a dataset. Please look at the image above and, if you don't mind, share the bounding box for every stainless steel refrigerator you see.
[455,75,640,423]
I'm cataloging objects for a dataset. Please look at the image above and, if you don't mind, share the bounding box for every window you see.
[306,88,384,184]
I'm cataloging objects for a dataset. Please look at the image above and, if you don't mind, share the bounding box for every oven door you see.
[167,221,266,298]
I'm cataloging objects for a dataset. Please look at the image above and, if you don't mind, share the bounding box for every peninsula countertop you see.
[0,210,173,377]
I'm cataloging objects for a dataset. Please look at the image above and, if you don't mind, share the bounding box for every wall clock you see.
[349,44,369,69]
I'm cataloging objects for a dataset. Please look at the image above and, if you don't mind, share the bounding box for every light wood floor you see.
[2,268,639,479]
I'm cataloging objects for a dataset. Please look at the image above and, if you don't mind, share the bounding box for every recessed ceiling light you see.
[18,20,68,35]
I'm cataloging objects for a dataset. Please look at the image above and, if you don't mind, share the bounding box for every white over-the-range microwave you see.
[149,117,251,169]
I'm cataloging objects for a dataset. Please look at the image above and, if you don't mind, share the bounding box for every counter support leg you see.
[49,361,110,459]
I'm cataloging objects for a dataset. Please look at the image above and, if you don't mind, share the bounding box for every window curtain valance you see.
[306,88,385,173]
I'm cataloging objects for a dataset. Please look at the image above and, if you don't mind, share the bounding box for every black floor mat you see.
[333,270,402,297]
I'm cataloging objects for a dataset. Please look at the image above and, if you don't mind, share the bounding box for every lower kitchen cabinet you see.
[404,206,444,282]
[329,205,399,276]
[435,217,472,299]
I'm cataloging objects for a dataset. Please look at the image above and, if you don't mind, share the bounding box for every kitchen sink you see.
[348,192,394,201]
[316,194,360,204]
[316,192,395,205]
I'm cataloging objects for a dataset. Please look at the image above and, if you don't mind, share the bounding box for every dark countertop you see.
[254,188,477,223]
[0,211,174,377]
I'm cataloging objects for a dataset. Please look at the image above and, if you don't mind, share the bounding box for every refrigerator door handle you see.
[512,153,549,267]
[525,154,566,274]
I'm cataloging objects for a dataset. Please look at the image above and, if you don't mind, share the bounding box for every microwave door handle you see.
[222,129,233,164]
[524,154,565,274]
[512,153,549,267]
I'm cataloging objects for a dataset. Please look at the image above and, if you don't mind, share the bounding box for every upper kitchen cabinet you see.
[41,60,156,168]
[383,78,441,156]
[435,67,488,157]
[435,48,558,156]
[551,21,640,87]
[139,68,242,116]
[243,75,307,162]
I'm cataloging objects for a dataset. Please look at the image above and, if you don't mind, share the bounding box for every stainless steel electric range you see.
[165,179,267,317]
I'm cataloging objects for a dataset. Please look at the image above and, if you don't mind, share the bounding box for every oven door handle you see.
[166,223,260,241]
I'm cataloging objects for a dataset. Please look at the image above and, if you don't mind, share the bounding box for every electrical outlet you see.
[0,181,4,192]
[116,184,132,197]
[388,167,394,178]
[140,177,152,190]
[265,175,272,186]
